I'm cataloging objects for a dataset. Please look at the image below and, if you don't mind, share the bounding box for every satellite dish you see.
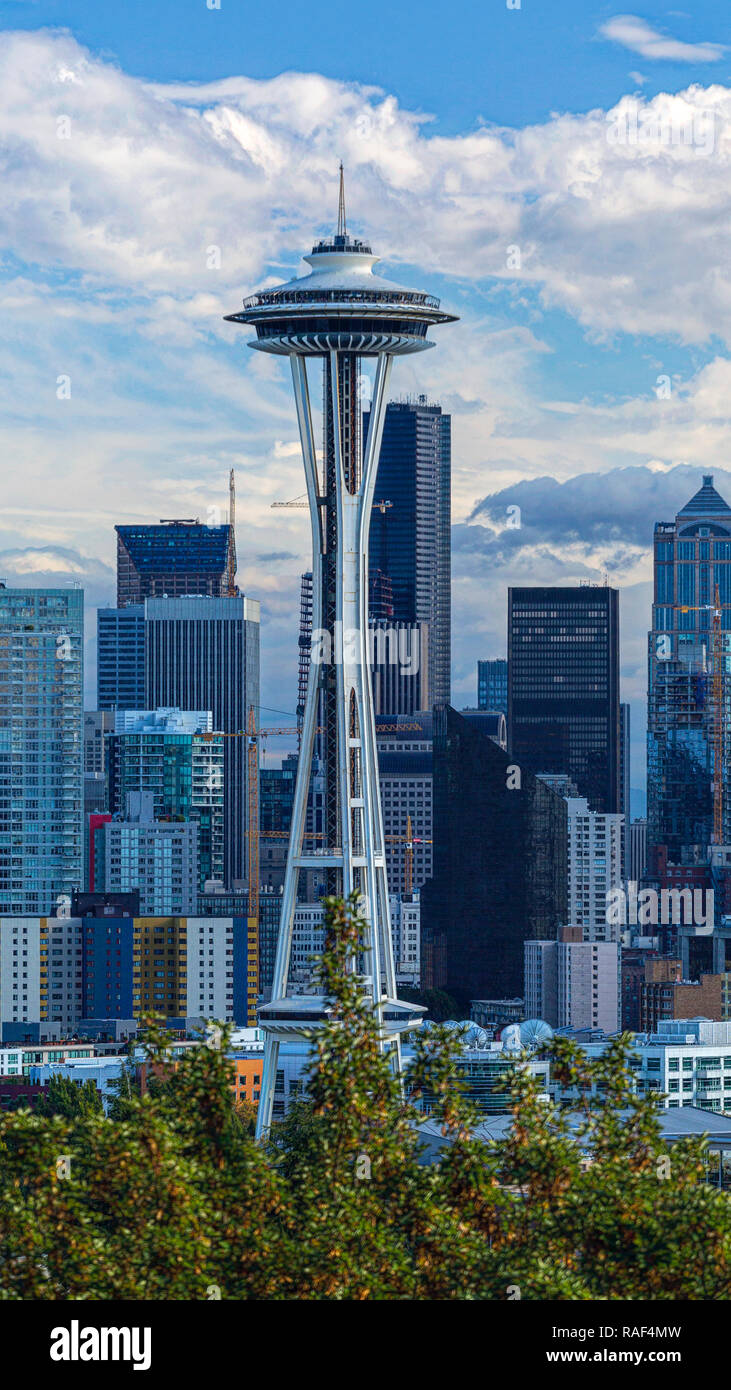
[501,1023,522,1052]
[519,1019,554,1049]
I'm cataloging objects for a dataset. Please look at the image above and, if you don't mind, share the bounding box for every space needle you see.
[226,169,457,1137]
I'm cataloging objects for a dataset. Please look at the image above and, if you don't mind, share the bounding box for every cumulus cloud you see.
[0,32,731,345]
[462,462,730,571]
[2,29,731,774]
[600,16,725,64]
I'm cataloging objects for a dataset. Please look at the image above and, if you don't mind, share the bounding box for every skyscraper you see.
[95,792,199,916]
[366,396,451,705]
[0,587,83,915]
[508,585,620,813]
[647,475,731,863]
[107,708,224,890]
[97,605,145,712]
[477,658,508,713]
[421,705,567,1006]
[377,714,433,895]
[564,795,623,942]
[144,596,260,887]
[619,701,631,874]
[115,518,235,608]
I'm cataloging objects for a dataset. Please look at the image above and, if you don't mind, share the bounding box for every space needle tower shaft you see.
[226,170,456,1137]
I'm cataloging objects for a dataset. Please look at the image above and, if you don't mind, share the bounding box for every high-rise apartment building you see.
[422,705,567,1006]
[96,606,145,712]
[95,792,199,916]
[0,587,83,915]
[376,714,433,895]
[524,928,620,1032]
[81,914,257,1026]
[107,708,224,890]
[647,475,731,863]
[0,916,82,1031]
[508,585,620,813]
[115,520,235,608]
[144,596,260,887]
[0,913,258,1030]
[565,795,623,942]
[478,658,508,713]
[366,397,451,705]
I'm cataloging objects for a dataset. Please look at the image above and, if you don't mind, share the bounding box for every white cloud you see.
[0,31,730,347]
[600,15,725,63]
[2,29,731,748]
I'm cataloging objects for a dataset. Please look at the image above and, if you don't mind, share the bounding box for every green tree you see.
[33,1074,104,1121]
[0,894,730,1299]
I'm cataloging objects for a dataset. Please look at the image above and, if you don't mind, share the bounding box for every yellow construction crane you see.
[260,814,431,896]
[678,583,725,843]
[205,715,425,916]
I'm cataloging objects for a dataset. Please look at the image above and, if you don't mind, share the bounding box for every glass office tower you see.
[421,704,567,1006]
[0,586,83,914]
[647,475,731,862]
[366,397,451,706]
[97,605,145,711]
[508,585,620,814]
[115,520,235,607]
[477,658,508,712]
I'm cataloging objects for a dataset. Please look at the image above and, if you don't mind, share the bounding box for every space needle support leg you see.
[256,353,322,1141]
[356,353,400,1062]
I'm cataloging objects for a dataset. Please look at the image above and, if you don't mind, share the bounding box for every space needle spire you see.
[337,161,347,237]
[226,173,457,1138]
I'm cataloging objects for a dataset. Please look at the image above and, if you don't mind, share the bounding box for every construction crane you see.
[678,583,725,843]
[271,496,392,513]
[388,814,431,893]
[260,816,431,897]
[207,715,425,917]
[227,469,237,596]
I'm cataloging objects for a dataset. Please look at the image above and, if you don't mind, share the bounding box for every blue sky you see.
[1,2,730,797]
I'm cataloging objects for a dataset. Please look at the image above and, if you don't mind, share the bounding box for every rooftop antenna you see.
[337,162,347,237]
[227,468,237,596]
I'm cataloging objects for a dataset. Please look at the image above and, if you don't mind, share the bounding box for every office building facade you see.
[115,520,235,608]
[144,596,260,887]
[366,397,451,705]
[422,705,567,1006]
[96,606,146,712]
[376,713,433,895]
[508,585,620,813]
[478,658,508,713]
